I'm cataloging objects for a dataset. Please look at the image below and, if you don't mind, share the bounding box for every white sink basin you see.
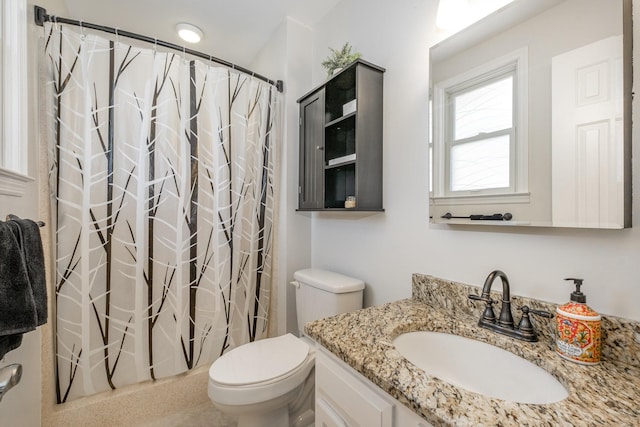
[393,331,568,404]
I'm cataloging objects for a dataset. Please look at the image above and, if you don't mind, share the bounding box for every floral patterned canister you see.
[556,301,602,364]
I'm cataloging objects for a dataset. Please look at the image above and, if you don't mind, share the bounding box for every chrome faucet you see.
[468,270,552,342]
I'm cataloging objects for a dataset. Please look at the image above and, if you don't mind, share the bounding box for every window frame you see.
[0,0,31,197]
[431,47,529,205]
[445,67,516,195]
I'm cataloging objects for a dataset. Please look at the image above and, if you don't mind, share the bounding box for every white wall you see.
[307,0,640,321]
[251,18,314,335]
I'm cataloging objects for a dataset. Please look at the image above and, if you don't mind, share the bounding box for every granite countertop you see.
[305,274,640,426]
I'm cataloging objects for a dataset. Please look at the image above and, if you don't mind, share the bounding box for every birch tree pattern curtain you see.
[44,23,280,403]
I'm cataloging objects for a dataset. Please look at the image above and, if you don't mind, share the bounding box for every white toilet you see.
[208,268,365,427]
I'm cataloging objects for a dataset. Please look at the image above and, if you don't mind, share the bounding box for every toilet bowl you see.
[208,269,364,427]
[208,334,315,427]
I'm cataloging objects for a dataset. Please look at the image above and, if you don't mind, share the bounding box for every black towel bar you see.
[441,212,513,221]
[5,214,45,227]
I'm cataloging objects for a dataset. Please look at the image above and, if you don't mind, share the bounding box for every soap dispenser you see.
[556,278,602,364]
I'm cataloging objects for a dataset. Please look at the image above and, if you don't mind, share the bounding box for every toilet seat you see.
[208,334,315,406]
[209,333,310,386]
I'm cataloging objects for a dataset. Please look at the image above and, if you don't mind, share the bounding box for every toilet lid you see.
[209,333,310,386]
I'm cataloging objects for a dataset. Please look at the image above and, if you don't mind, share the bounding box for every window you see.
[448,70,514,193]
[0,0,31,197]
[431,48,528,203]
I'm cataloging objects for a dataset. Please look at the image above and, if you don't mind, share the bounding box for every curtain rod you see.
[34,5,284,93]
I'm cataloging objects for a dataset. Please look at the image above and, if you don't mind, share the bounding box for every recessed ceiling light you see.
[176,23,203,44]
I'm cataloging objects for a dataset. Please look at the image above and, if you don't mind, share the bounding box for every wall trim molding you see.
[0,166,34,196]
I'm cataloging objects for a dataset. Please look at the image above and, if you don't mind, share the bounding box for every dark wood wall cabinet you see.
[297,60,385,211]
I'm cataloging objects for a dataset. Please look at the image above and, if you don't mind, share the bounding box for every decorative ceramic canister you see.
[556,278,602,364]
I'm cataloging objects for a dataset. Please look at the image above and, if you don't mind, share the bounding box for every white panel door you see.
[551,36,623,228]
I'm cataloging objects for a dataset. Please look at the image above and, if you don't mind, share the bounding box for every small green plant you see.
[321,42,362,76]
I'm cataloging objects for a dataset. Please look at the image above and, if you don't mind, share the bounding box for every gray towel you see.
[0,219,47,359]
[6,219,47,326]
[0,336,22,359]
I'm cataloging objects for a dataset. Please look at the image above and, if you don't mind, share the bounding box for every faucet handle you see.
[522,306,553,319]
[468,293,495,305]
[517,306,553,340]
[469,293,497,322]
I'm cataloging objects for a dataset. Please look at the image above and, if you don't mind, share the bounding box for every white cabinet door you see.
[316,396,348,427]
[394,401,434,427]
[315,348,393,427]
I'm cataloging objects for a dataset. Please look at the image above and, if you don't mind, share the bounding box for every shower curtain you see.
[44,23,280,403]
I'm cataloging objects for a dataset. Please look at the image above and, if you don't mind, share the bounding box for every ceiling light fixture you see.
[436,0,470,31]
[176,23,203,44]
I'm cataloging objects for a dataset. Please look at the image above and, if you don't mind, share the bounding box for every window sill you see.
[0,167,34,197]
[430,192,530,206]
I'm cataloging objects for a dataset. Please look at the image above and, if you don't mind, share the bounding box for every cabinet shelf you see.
[298,59,385,211]
[325,160,356,170]
[325,111,356,128]
[327,153,356,167]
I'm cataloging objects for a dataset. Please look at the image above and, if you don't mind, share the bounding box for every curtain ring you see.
[153,37,157,55]
[79,20,85,40]
[115,27,120,45]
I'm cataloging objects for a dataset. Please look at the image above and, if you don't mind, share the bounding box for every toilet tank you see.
[293,269,364,335]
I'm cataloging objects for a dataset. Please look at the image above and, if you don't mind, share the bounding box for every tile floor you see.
[138,402,238,427]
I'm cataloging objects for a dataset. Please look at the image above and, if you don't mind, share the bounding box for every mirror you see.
[429,0,631,228]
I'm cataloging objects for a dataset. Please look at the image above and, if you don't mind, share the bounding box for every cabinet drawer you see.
[316,349,393,427]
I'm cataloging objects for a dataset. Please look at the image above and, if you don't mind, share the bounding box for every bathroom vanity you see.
[315,346,426,426]
[306,274,640,426]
